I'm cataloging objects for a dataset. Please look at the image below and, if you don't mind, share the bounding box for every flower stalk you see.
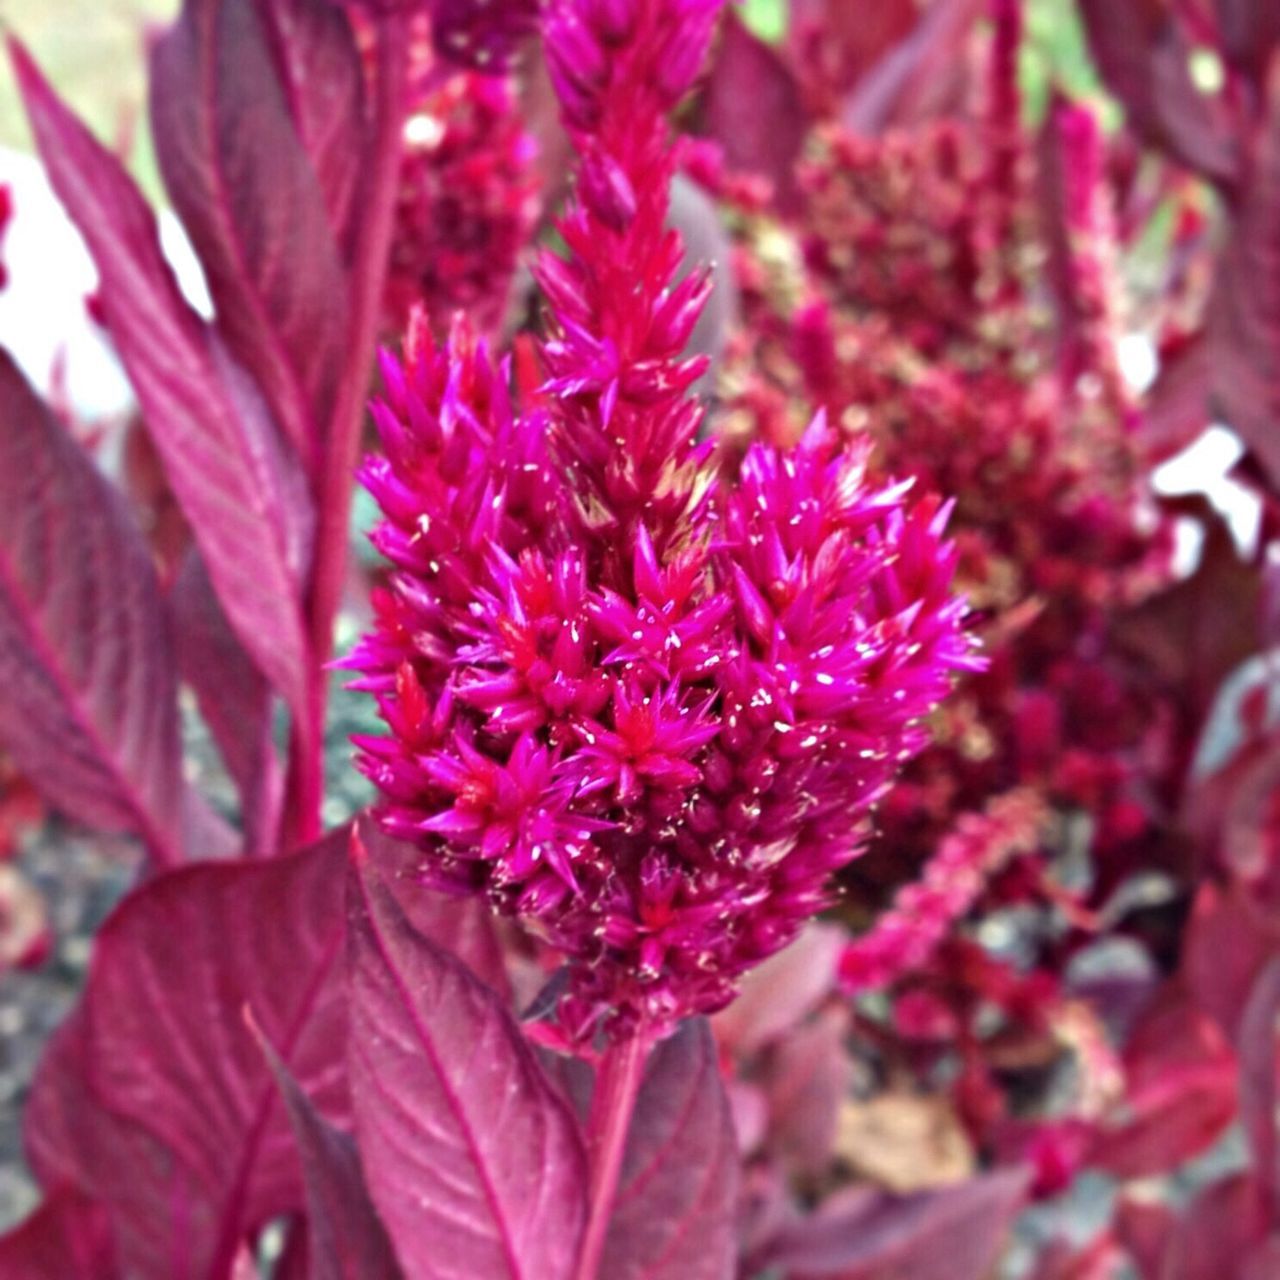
[574,1026,653,1280]
[284,12,412,847]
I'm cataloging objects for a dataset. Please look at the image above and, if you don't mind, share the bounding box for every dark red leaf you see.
[258,1030,403,1280]
[346,843,587,1280]
[600,1019,740,1280]
[11,39,314,718]
[1215,0,1280,91]
[1185,880,1279,1043]
[1090,987,1237,1178]
[714,923,843,1056]
[1161,1174,1267,1280]
[1141,334,1214,463]
[0,351,183,863]
[1209,70,1280,487]
[700,14,808,208]
[170,550,282,855]
[761,1010,851,1179]
[1238,957,1280,1214]
[1113,1196,1174,1280]
[24,831,350,1279]
[789,0,918,95]
[358,817,513,1004]
[1078,0,1239,184]
[151,0,349,465]
[840,0,985,136]
[255,0,368,251]
[763,1168,1028,1280]
[1119,498,1260,740]
[0,1189,119,1280]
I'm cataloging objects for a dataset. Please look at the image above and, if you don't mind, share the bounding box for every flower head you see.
[348,0,976,1037]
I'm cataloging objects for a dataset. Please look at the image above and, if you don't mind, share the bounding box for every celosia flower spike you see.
[349,0,977,1038]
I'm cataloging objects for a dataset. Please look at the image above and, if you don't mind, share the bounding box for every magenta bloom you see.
[348,0,978,1036]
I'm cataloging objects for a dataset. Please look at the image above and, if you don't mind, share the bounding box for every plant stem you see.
[286,14,410,845]
[573,1027,652,1280]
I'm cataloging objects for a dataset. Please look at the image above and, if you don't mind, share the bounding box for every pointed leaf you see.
[359,817,513,1003]
[170,550,282,854]
[1238,957,1280,1214]
[763,1169,1028,1280]
[347,845,587,1280]
[1209,70,1280,486]
[258,1031,402,1280]
[841,0,985,135]
[24,832,350,1279]
[600,1019,739,1280]
[1078,0,1239,184]
[715,923,843,1055]
[256,0,368,249]
[151,0,349,464]
[700,15,808,208]
[0,351,183,861]
[0,1189,119,1280]
[1215,0,1280,90]
[11,40,313,716]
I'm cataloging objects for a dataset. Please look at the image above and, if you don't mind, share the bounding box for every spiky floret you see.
[347,0,976,1036]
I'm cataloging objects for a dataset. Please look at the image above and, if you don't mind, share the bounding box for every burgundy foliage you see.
[3,0,1280,1277]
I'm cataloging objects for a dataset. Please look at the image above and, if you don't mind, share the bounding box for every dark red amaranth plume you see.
[347,0,978,1039]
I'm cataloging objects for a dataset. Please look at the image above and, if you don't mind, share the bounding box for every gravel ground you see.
[0,828,135,1230]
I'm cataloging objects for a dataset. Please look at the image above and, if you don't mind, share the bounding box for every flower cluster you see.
[349,0,976,1036]
[385,60,540,336]
[703,0,1179,1154]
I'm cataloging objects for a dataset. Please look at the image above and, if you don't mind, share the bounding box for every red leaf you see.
[840,0,985,136]
[1238,957,1280,1214]
[700,14,808,207]
[256,0,368,251]
[714,923,843,1056]
[258,1031,402,1280]
[1215,0,1280,90]
[1209,68,1280,488]
[0,352,183,862]
[1141,334,1214,463]
[1161,1174,1268,1280]
[24,831,350,1279]
[789,0,918,95]
[1113,1196,1174,1280]
[1078,0,1239,184]
[763,1010,852,1178]
[11,39,314,718]
[151,0,349,466]
[346,844,587,1280]
[358,818,513,1004]
[170,550,282,854]
[600,1019,740,1280]
[1089,987,1238,1179]
[0,1189,119,1279]
[1184,882,1276,1040]
[762,1169,1028,1280]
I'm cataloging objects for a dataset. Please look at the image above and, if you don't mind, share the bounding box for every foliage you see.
[0,0,1279,1276]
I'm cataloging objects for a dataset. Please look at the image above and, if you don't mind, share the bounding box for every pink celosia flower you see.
[348,0,977,1037]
